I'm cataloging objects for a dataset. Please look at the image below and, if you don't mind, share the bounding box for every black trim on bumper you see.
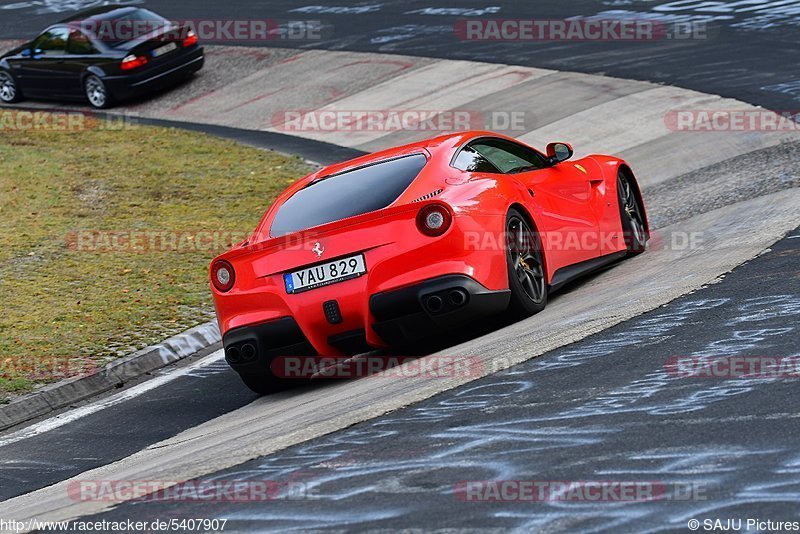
[223,317,316,373]
[370,275,510,345]
[328,329,371,356]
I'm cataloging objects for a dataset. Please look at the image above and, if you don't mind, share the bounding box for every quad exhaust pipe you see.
[448,289,467,306]
[424,289,469,314]
[225,346,240,363]
[426,295,444,313]
[226,343,257,364]
[241,343,256,361]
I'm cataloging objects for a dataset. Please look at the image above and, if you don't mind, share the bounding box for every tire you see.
[505,208,548,317]
[84,74,114,109]
[617,171,647,256]
[0,70,22,104]
[239,372,296,395]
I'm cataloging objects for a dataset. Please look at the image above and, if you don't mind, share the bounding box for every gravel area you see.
[643,139,800,229]
[122,45,302,116]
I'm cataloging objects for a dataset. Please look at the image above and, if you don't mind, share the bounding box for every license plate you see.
[152,42,177,57]
[284,254,366,294]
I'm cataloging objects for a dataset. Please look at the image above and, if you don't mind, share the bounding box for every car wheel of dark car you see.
[84,75,114,109]
[505,208,548,317]
[617,171,647,256]
[0,70,22,103]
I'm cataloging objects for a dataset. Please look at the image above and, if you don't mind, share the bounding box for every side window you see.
[32,27,70,55]
[67,30,97,55]
[471,139,547,174]
[452,145,501,173]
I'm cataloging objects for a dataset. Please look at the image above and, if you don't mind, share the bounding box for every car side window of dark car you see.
[67,30,98,55]
[452,145,501,173]
[469,138,548,174]
[32,27,70,56]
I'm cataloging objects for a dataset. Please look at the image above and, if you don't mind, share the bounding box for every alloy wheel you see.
[618,173,646,249]
[85,76,107,108]
[0,72,16,102]
[507,215,546,305]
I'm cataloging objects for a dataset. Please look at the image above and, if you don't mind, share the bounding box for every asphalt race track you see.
[2,0,798,111]
[77,226,800,531]
[0,0,799,532]
[2,188,798,528]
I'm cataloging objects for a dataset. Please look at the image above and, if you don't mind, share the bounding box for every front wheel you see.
[617,171,647,255]
[505,208,548,318]
[0,70,22,103]
[84,75,114,109]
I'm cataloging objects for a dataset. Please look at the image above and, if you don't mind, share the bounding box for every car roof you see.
[312,130,513,178]
[57,5,141,24]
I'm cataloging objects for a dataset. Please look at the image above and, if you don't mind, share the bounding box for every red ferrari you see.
[210,131,648,393]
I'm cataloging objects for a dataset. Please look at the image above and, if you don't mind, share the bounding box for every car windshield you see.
[83,8,171,48]
[270,154,427,236]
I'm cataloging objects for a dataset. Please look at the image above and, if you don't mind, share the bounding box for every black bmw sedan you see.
[0,6,204,109]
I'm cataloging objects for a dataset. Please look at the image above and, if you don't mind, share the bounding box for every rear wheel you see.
[617,171,647,255]
[84,75,113,109]
[505,208,548,317]
[0,70,22,103]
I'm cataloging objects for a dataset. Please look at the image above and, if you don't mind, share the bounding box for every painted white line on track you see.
[0,351,225,449]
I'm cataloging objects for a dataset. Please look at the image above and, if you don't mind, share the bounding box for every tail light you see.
[182,30,198,48]
[211,260,235,292]
[416,203,452,237]
[121,54,148,70]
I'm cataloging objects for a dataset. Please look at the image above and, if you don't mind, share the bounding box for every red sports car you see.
[210,131,648,393]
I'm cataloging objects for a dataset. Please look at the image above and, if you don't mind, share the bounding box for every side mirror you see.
[546,142,574,165]
[31,48,43,58]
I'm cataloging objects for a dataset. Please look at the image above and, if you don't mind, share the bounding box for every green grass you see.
[0,112,310,399]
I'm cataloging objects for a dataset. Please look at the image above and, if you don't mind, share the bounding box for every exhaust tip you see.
[426,295,444,313]
[241,343,257,361]
[448,289,468,307]
[226,346,241,363]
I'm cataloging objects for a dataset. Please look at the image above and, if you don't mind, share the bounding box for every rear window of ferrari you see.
[270,153,427,236]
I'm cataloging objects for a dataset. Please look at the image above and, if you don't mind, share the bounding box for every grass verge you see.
[0,110,310,400]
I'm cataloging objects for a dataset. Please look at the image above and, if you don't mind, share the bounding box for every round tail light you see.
[416,203,452,237]
[211,260,235,292]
